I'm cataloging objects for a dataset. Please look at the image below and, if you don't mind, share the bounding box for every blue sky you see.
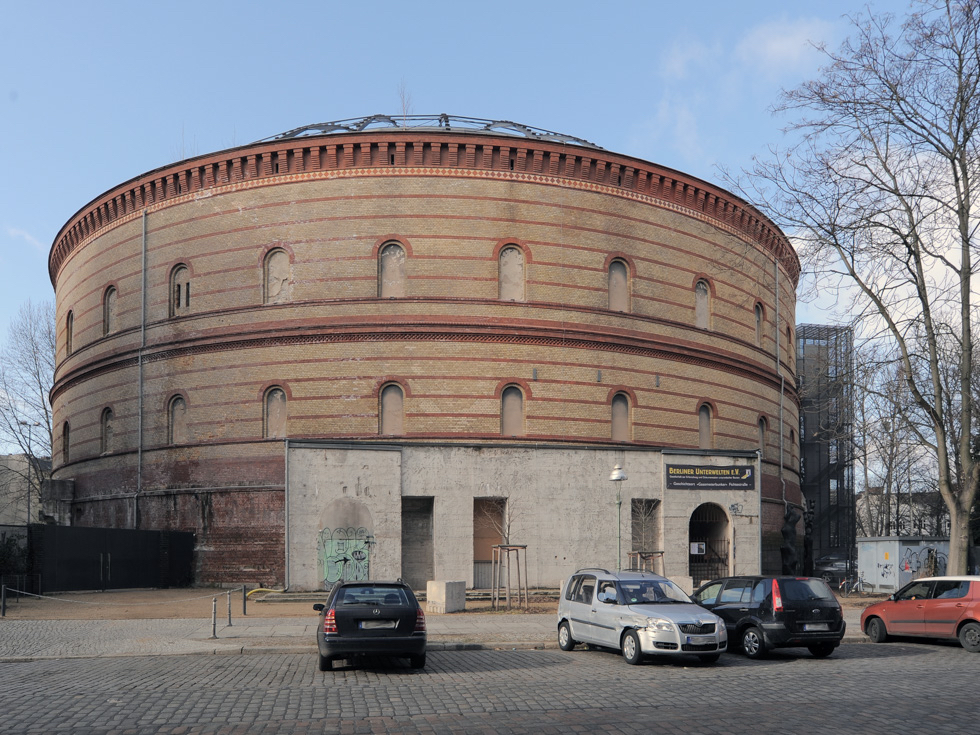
[0,0,909,335]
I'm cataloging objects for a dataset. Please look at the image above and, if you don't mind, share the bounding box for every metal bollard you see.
[210,597,217,639]
[227,590,232,627]
[2,584,6,617]
[242,584,247,617]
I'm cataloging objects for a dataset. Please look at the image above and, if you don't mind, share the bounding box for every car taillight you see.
[415,608,426,632]
[323,609,337,634]
[772,579,784,612]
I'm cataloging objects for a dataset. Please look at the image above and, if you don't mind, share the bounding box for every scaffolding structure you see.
[797,324,855,568]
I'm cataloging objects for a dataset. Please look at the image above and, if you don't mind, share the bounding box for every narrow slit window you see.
[608,260,629,312]
[501,385,525,436]
[698,404,712,449]
[380,383,405,436]
[611,393,630,441]
[379,243,406,298]
[498,246,525,301]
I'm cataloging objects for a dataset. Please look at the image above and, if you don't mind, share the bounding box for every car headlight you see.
[716,617,728,640]
[646,617,674,632]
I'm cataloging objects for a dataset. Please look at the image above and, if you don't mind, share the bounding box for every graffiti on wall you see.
[317,526,372,587]
[901,546,948,577]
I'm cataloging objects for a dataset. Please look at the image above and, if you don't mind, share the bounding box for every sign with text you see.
[666,464,755,490]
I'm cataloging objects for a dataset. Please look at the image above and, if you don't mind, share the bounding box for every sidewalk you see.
[0,601,868,662]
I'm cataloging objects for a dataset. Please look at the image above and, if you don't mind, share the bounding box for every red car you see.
[860,576,980,652]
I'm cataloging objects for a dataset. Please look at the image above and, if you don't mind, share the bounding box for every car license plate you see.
[360,620,397,630]
[686,635,713,645]
[804,623,828,631]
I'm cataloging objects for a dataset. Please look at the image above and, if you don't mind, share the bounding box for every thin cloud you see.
[5,226,46,254]
[735,18,835,77]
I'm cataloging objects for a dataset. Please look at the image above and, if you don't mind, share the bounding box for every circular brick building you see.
[49,115,801,590]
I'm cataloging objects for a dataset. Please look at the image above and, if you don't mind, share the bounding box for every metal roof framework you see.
[258,114,603,150]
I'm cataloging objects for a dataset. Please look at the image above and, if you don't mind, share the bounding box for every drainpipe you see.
[136,209,147,529]
[284,438,290,591]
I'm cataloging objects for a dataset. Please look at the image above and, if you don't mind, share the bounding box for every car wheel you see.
[866,617,889,643]
[410,652,427,669]
[317,652,331,672]
[621,630,643,665]
[697,653,721,664]
[558,621,577,651]
[807,642,836,658]
[958,622,980,652]
[740,626,767,659]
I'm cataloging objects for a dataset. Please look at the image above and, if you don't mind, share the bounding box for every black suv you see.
[692,576,845,659]
[313,580,427,671]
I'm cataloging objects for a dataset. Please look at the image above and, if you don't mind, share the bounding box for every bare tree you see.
[0,300,55,522]
[732,1,980,573]
[397,80,413,123]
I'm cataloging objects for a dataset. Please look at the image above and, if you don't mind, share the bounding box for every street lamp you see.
[18,420,40,525]
[609,464,627,570]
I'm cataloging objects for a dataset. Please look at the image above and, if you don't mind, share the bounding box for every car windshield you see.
[780,578,835,601]
[618,579,692,604]
[336,586,410,606]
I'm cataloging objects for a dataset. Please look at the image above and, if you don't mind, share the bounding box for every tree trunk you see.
[948,506,972,575]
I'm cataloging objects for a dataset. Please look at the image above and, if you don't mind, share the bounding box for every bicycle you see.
[838,573,870,597]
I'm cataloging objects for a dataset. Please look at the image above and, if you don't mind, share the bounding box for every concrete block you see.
[426,580,465,614]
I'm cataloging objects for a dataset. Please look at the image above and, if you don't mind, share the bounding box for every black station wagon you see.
[693,575,845,659]
[313,580,427,671]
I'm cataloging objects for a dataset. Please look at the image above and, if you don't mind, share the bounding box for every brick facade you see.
[49,120,801,586]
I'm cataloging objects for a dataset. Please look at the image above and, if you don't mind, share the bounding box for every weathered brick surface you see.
[50,126,801,585]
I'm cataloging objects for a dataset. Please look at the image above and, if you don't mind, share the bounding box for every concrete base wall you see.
[286,443,768,592]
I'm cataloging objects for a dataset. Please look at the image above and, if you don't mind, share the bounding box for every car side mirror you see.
[888,595,895,602]
[313,603,325,612]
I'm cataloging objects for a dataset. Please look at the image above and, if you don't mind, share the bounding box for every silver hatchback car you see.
[557,568,727,664]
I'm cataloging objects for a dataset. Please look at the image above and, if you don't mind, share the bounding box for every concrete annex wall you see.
[286,444,761,591]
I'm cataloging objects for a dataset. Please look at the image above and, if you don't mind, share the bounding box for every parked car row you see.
[556,568,845,665]
[308,573,980,672]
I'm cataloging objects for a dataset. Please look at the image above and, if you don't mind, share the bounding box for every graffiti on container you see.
[876,563,894,577]
[317,526,372,587]
[900,547,947,577]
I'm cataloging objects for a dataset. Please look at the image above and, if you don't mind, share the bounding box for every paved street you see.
[2,642,976,734]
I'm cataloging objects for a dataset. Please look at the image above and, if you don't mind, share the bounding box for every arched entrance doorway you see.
[688,503,729,586]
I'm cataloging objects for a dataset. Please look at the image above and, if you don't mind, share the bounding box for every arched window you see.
[498,246,524,301]
[758,417,768,459]
[100,407,113,454]
[608,260,629,312]
[103,287,117,336]
[378,243,406,298]
[168,395,187,445]
[698,404,713,449]
[501,385,525,436]
[65,310,74,356]
[611,392,630,441]
[62,421,70,464]
[754,303,763,347]
[170,265,190,317]
[695,280,710,330]
[379,383,404,436]
[264,387,287,438]
[264,249,291,304]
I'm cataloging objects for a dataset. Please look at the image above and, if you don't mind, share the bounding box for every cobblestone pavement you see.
[0,607,867,661]
[1,642,976,734]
